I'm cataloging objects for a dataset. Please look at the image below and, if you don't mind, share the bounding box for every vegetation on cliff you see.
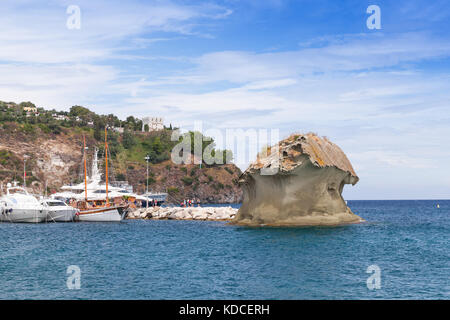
[0,100,242,203]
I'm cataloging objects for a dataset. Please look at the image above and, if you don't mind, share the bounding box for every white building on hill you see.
[142,117,164,132]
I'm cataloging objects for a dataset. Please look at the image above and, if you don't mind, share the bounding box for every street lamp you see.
[23,155,29,188]
[145,155,150,208]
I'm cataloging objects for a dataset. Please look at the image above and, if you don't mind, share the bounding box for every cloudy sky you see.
[1,0,450,199]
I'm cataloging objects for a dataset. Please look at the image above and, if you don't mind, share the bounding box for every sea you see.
[0,200,448,300]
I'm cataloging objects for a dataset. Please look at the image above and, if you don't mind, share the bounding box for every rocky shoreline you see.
[127,206,238,221]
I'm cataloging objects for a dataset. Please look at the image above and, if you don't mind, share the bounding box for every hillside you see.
[0,101,242,203]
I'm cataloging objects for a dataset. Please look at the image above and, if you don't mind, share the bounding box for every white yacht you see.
[52,147,148,206]
[0,186,46,223]
[41,199,78,222]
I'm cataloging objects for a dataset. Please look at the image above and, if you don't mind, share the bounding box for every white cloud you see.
[2,1,450,199]
[0,0,231,107]
[171,32,450,85]
[0,0,231,64]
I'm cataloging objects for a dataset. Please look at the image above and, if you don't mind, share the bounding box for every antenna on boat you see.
[83,135,88,202]
[105,127,109,206]
[145,155,150,208]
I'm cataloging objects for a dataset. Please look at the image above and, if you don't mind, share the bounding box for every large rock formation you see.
[233,133,363,226]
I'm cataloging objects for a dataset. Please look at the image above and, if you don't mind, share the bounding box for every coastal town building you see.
[23,106,37,113]
[52,114,69,121]
[142,117,164,132]
[25,112,38,117]
[112,127,124,133]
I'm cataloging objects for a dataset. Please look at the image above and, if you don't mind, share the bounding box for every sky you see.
[1,0,450,199]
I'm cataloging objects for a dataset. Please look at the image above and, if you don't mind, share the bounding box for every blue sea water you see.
[0,200,448,300]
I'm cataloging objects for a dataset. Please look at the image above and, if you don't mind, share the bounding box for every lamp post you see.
[23,155,29,188]
[145,155,150,208]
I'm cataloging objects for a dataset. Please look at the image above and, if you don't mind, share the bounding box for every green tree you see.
[69,105,91,117]
[122,129,136,149]
[152,136,163,154]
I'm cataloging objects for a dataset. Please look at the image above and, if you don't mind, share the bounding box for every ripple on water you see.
[0,201,448,299]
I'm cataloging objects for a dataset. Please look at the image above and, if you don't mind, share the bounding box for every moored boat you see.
[41,199,78,222]
[0,186,46,223]
[75,204,124,222]
[74,128,128,222]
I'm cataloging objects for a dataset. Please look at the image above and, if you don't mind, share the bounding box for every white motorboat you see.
[41,199,78,222]
[0,186,46,223]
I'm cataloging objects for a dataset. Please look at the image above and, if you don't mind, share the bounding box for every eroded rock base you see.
[231,210,364,227]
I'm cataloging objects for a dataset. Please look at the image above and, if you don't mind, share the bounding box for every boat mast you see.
[83,135,88,202]
[105,127,109,206]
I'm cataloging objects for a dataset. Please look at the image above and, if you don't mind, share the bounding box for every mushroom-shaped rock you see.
[232,133,363,226]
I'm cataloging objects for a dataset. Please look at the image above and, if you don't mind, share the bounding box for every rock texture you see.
[233,133,363,226]
[127,206,237,221]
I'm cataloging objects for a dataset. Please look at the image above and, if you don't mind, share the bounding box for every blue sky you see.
[1,0,450,199]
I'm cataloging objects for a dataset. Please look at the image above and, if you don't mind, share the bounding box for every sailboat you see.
[52,147,149,206]
[75,128,128,222]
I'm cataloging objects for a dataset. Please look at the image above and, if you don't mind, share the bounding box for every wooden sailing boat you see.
[75,128,128,222]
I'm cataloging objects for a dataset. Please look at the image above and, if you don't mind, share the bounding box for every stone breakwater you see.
[127,206,238,221]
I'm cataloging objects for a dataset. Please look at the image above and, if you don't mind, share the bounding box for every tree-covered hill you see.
[0,101,242,203]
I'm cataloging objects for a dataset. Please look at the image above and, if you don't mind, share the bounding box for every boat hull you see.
[46,209,77,222]
[0,209,47,223]
[76,207,123,222]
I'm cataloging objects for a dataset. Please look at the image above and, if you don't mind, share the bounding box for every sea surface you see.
[0,200,448,300]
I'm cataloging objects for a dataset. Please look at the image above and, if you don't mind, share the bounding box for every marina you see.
[0,128,168,223]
